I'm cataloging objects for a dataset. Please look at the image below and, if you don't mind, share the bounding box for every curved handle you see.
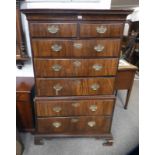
[89,105,97,112]
[96,25,107,34]
[51,44,62,52]
[90,83,100,91]
[92,64,103,71]
[88,121,96,127]
[94,44,104,52]
[52,106,62,113]
[52,121,62,128]
[48,25,59,34]
[52,64,62,72]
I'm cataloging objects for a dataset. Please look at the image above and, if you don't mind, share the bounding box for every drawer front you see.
[32,39,121,58]
[80,23,124,37]
[36,99,114,117]
[37,116,111,134]
[30,23,77,37]
[36,77,115,97]
[34,58,118,77]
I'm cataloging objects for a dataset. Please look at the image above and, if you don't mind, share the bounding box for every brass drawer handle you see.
[89,105,97,112]
[51,44,62,52]
[96,25,107,34]
[52,122,62,128]
[53,106,62,113]
[71,102,80,108]
[73,60,81,67]
[52,64,62,72]
[73,43,82,49]
[94,44,104,52]
[90,83,100,91]
[53,84,63,96]
[92,64,103,71]
[71,118,79,123]
[48,25,59,34]
[88,121,96,127]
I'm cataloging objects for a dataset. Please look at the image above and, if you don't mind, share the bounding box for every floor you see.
[21,80,139,155]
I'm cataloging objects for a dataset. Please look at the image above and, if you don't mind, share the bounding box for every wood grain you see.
[34,58,118,77]
[32,39,121,58]
[36,77,115,97]
[80,23,124,38]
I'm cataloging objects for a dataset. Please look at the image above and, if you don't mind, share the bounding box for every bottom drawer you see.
[37,116,111,134]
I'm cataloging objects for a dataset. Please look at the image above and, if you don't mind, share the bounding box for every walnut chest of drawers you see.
[23,9,132,145]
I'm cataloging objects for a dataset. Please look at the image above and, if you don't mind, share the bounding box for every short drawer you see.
[37,116,111,134]
[36,77,115,97]
[32,39,121,58]
[29,23,77,37]
[36,99,114,117]
[80,23,124,37]
[34,58,118,77]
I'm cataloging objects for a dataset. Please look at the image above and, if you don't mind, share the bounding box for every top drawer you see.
[29,23,77,38]
[80,23,124,38]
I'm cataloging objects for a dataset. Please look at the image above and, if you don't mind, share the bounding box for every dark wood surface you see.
[23,9,132,145]
[16,77,35,132]
[80,23,124,38]
[34,58,118,77]
[36,99,114,117]
[37,116,111,134]
[36,77,115,97]
[32,39,121,58]
[30,23,77,37]
[16,77,34,92]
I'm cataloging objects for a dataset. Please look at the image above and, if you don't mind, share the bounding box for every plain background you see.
[0,1,154,155]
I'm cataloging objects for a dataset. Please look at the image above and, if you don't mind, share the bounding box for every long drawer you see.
[34,58,118,77]
[36,99,114,117]
[80,23,124,38]
[37,116,111,134]
[30,23,77,37]
[36,77,115,97]
[32,39,121,58]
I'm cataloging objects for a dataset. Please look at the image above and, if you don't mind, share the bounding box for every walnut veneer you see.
[23,9,132,145]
